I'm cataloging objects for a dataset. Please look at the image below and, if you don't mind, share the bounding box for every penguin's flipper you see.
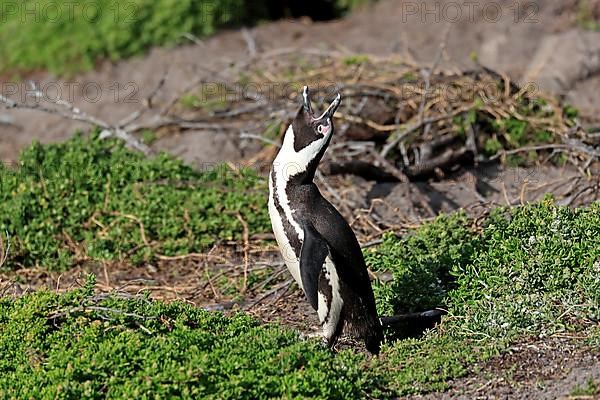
[300,223,329,310]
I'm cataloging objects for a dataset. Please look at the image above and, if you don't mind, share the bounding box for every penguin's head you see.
[291,86,341,152]
[275,86,341,182]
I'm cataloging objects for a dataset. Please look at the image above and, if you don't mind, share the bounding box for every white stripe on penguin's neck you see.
[270,122,331,257]
[273,124,330,182]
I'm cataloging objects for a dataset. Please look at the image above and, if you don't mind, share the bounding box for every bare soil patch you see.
[409,337,600,400]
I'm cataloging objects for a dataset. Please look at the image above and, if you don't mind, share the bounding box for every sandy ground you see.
[409,337,600,400]
[2,0,600,166]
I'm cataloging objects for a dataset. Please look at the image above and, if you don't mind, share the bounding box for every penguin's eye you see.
[316,122,330,135]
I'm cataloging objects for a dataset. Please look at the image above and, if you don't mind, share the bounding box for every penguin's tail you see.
[379,309,446,339]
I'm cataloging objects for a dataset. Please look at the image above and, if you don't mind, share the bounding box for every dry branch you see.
[1,84,151,155]
[48,305,156,321]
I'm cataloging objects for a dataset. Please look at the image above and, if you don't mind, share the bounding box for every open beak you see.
[319,92,341,120]
[302,86,313,114]
[302,85,341,120]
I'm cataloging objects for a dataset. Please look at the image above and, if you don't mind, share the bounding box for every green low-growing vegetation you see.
[571,377,600,397]
[367,201,600,340]
[0,276,375,399]
[577,0,600,31]
[364,200,599,394]
[1,200,598,397]
[0,133,270,270]
[0,0,254,75]
[0,0,373,76]
[452,96,579,166]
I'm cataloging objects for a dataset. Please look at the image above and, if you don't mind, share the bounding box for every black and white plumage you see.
[268,86,383,353]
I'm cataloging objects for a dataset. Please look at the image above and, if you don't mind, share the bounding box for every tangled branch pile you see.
[166,50,598,178]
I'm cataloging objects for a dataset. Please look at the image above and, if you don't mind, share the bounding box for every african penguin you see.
[268,86,384,354]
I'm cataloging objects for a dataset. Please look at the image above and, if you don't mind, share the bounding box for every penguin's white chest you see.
[268,168,344,339]
[268,171,304,290]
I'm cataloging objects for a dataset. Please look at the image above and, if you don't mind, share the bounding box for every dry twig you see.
[236,213,251,293]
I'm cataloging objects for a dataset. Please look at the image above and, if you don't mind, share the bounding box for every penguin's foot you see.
[304,331,324,339]
[326,335,337,349]
[299,330,325,342]
[330,335,378,356]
